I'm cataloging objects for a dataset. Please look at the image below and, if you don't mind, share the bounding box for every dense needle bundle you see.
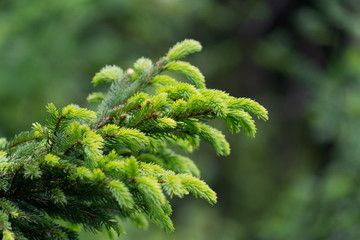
[0,39,268,240]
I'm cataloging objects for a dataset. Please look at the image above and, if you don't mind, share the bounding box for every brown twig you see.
[8,166,23,191]
[130,110,159,128]
[49,115,65,152]
[174,109,212,120]
[63,140,82,155]
[6,137,39,151]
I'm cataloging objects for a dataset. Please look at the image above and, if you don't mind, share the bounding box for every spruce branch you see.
[0,39,268,240]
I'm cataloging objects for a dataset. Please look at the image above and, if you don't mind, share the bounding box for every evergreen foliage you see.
[0,39,267,240]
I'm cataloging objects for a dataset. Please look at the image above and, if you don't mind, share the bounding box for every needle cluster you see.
[0,39,268,240]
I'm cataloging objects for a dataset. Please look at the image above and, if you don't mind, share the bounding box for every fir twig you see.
[0,39,268,240]
[6,137,39,151]
[63,140,82,155]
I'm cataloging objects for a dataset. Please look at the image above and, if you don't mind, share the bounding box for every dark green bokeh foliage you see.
[0,40,267,239]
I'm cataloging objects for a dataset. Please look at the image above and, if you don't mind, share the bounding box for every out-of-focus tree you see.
[253,1,360,239]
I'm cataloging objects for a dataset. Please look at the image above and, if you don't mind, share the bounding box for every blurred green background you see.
[1,0,360,239]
